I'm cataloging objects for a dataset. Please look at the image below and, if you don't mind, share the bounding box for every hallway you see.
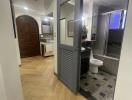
[20,56,85,100]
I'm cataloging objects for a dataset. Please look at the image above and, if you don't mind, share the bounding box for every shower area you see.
[93,8,127,75]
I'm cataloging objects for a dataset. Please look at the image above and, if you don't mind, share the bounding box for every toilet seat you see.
[89,50,104,73]
[89,58,103,74]
[90,59,103,66]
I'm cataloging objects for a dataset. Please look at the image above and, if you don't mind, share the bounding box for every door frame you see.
[57,0,83,93]
[9,0,17,38]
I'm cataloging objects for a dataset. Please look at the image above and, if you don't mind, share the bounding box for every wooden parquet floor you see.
[20,56,86,100]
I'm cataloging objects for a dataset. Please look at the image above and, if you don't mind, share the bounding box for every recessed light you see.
[44,17,49,22]
[24,7,29,10]
[50,17,54,20]
[82,16,85,20]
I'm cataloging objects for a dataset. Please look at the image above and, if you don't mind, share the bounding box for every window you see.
[109,10,127,30]
[109,11,122,29]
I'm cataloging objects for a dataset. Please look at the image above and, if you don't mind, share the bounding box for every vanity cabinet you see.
[40,42,54,57]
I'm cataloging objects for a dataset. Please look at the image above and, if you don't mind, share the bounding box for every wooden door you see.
[16,15,40,58]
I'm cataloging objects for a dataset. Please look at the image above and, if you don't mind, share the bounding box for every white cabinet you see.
[40,42,54,57]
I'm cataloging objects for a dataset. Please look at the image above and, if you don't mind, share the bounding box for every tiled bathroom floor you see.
[80,71,116,100]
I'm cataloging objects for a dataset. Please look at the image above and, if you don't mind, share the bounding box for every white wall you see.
[92,4,99,35]
[53,0,58,74]
[14,8,42,34]
[0,0,24,100]
[0,64,7,100]
[83,0,93,41]
[114,0,132,100]
[44,0,54,15]
[14,38,21,65]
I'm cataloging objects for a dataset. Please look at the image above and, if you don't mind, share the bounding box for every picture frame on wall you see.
[67,20,74,37]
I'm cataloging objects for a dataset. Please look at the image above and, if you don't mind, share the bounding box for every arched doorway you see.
[16,15,40,58]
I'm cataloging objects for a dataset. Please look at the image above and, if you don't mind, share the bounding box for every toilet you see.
[89,50,103,74]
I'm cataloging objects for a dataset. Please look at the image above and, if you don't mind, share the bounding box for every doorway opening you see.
[80,0,129,100]
[58,0,129,100]
[12,0,56,100]
[58,0,129,99]
[11,0,86,100]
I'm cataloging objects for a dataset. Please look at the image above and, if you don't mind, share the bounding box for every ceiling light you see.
[44,17,49,22]
[24,7,29,10]
[82,16,85,20]
[50,17,54,20]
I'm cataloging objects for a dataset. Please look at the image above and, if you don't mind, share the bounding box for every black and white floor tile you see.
[80,71,116,100]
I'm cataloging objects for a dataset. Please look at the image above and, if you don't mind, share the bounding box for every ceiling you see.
[13,0,128,16]
[13,0,53,15]
[68,0,75,5]
[93,0,128,9]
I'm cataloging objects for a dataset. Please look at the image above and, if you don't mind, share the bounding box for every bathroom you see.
[58,0,129,99]
[80,0,129,99]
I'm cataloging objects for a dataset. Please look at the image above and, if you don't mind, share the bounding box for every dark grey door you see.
[57,0,82,92]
